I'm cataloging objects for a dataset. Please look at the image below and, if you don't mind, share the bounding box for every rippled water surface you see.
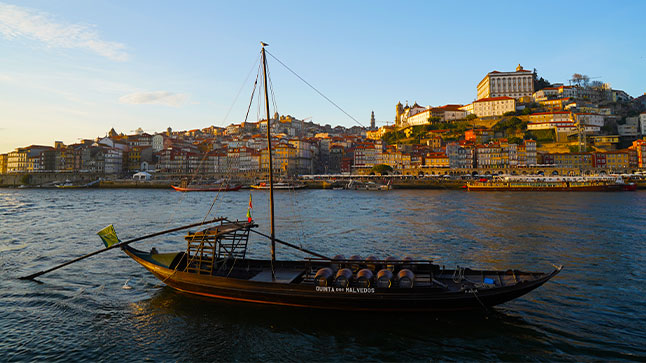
[0,188,644,361]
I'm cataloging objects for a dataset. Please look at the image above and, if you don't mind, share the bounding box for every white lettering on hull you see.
[315,286,375,294]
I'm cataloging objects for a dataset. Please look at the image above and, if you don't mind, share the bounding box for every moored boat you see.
[250,182,305,190]
[171,184,242,192]
[467,175,636,192]
[172,178,242,192]
[120,223,561,311]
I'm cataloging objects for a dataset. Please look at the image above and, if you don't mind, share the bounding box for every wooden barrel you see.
[314,267,334,287]
[349,255,362,273]
[398,268,415,288]
[385,256,398,272]
[331,254,345,271]
[356,268,374,288]
[334,268,353,288]
[365,256,378,271]
[376,269,393,288]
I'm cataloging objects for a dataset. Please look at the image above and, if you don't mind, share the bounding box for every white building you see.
[472,97,516,117]
[477,64,534,100]
[152,134,164,152]
[640,112,646,135]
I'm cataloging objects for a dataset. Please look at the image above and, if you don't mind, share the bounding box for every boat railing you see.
[183,220,256,275]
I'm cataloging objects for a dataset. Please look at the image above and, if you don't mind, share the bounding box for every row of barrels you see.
[315,254,417,288]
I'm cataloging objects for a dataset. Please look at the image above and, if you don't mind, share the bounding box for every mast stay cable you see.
[266,50,365,128]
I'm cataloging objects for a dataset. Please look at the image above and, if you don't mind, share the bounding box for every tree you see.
[571,73,590,87]
[465,114,477,121]
[427,116,442,124]
[508,136,523,145]
[533,68,551,91]
[371,164,393,175]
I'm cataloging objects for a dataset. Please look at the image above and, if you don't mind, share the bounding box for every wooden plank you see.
[249,269,304,283]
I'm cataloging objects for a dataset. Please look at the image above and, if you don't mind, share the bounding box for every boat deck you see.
[249,269,304,283]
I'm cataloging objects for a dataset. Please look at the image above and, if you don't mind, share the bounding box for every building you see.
[551,152,594,169]
[630,139,646,168]
[477,64,534,100]
[7,146,52,173]
[532,87,560,101]
[517,140,537,166]
[395,101,427,127]
[618,117,640,137]
[423,152,449,168]
[603,151,630,169]
[0,154,7,174]
[446,142,475,168]
[464,129,493,144]
[472,97,516,117]
[366,125,394,140]
[538,97,571,111]
[353,143,379,169]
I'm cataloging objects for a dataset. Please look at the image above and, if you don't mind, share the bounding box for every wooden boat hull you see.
[250,184,306,190]
[123,246,561,312]
[171,185,242,192]
[467,184,628,191]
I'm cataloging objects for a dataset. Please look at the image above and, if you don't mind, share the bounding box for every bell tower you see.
[370,111,375,130]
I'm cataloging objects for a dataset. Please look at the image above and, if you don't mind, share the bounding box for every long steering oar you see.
[19,217,225,281]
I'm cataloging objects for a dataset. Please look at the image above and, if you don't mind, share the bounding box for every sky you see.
[1,1,645,153]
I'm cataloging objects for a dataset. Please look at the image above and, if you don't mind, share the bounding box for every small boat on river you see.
[467,175,636,192]
[171,178,242,192]
[111,43,561,313]
[250,182,305,190]
[171,184,242,192]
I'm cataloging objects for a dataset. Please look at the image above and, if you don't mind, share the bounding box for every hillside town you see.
[2,65,646,179]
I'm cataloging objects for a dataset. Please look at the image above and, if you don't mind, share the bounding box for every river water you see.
[0,188,644,361]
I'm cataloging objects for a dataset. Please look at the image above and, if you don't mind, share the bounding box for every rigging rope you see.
[265,50,365,128]
[223,54,261,125]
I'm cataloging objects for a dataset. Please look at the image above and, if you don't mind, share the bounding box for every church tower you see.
[370,111,375,130]
[395,101,404,127]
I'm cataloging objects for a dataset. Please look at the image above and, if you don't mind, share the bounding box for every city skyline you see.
[1,0,646,153]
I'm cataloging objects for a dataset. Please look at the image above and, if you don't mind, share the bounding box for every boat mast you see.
[261,42,276,274]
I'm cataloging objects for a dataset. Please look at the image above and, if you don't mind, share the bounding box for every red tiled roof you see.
[439,104,464,111]
[530,111,570,115]
[474,96,514,102]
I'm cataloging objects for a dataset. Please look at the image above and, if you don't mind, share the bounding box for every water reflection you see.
[2,189,646,361]
[131,286,556,361]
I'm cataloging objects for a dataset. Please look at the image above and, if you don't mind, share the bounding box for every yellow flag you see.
[97,225,121,247]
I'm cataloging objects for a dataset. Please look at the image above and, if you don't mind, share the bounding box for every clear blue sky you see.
[1,0,645,153]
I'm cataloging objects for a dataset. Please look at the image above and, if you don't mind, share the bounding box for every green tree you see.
[507,136,523,145]
[533,68,552,91]
[427,116,442,124]
[465,114,477,121]
[371,164,393,175]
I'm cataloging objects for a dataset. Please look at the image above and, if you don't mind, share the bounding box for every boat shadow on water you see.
[131,286,555,360]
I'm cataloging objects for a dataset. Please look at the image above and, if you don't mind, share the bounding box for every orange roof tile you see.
[474,96,515,102]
